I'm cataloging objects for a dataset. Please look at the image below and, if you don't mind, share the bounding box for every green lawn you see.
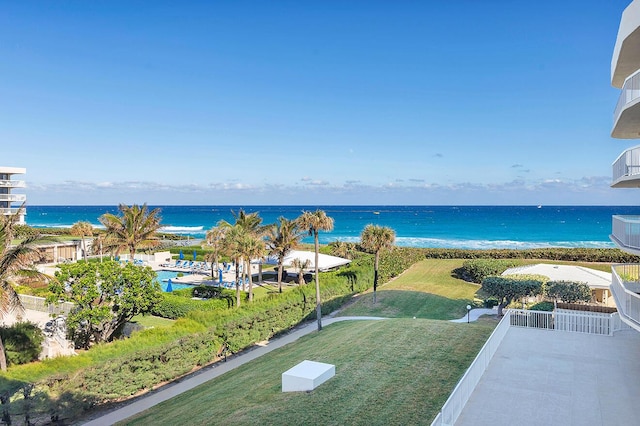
[121,318,496,426]
[130,314,176,329]
[339,259,480,320]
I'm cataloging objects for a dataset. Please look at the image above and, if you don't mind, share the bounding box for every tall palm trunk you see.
[0,338,7,371]
[373,251,380,304]
[247,258,253,302]
[314,231,322,331]
[235,261,241,307]
[82,235,87,261]
[277,260,284,293]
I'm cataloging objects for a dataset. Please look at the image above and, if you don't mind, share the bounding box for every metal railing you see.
[0,179,25,188]
[611,265,640,329]
[611,215,640,251]
[0,194,26,202]
[614,68,640,125]
[431,307,630,425]
[431,310,512,426]
[612,146,640,183]
[0,208,22,215]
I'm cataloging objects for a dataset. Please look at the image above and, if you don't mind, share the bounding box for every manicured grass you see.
[130,314,175,329]
[339,259,479,320]
[121,318,496,426]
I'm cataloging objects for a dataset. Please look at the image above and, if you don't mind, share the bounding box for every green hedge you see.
[423,248,639,262]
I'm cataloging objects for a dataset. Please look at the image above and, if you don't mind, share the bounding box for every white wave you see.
[160,226,204,232]
[321,236,614,249]
[32,224,105,229]
[393,237,615,250]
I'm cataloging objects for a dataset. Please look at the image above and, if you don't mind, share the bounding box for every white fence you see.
[430,310,512,426]
[431,307,630,425]
[18,294,75,315]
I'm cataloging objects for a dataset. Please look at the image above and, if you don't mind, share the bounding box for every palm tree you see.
[360,224,395,304]
[222,224,245,307]
[329,240,356,260]
[220,209,266,292]
[203,226,226,280]
[291,258,311,285]
[296,210,334,331]
[70,221,93,261]
[240,234,265,302]
[0,208,44,371]
[98,204,162,260]
[265,217,303,293]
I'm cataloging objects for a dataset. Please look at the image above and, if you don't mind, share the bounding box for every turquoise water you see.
[155,270,192,292]
[26,205,640,249]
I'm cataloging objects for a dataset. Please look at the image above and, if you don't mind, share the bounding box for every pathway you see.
[449,307,497,323]
[81,316,386,426]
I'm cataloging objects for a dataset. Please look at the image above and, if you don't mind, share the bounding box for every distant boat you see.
[373,211,380,215]
[537,205,542,209]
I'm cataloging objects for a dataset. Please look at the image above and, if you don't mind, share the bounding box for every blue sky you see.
[2,0,637,205]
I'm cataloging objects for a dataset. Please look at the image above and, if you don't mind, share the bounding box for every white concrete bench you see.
[282,360,335,392]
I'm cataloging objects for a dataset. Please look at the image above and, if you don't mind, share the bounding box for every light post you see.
[466,305,472,323]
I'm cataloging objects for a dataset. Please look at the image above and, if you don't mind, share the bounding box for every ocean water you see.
[24,205,640,249]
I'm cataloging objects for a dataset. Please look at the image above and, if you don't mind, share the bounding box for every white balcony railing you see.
[0,208,22,215]
[612,146,640,184]
[611,215,640,251]
[0,179,26,188]
[614,68,640,126]
[0,194,26,202]
[610,264,640,330]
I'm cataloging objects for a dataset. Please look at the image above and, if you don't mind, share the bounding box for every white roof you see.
[265,250,351,272]
[502,264,611,289]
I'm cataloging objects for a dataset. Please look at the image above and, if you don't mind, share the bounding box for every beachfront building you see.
[609,0,640,333]
[0,166,26,224]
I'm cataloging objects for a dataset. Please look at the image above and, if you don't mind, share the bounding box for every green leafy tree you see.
[49,260,161,348]
[360,224,395,304]
[545,280,592,304]
[0,207,46,371]
[481,276,544,316]
[0,322,44,366]
[99,204,162,259]
[70,221,94,261]
[296,210,334,331]
[266,217,302,293]
[240,234,265,302]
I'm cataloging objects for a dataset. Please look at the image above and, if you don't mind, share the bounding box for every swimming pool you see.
[155,270,193,292]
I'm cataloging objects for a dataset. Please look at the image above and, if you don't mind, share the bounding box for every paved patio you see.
[455,327,640,426]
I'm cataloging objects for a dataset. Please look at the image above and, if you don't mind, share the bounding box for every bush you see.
[461,259,519,283]
[0,322,44,366]
[423,248,639,263]
[544,281,592,303]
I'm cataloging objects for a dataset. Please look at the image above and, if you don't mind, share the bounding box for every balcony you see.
[0,208,23,216]
[610,215,640,255]
[0,194,26,202]
[612,69,640,138]
[0,179,26,188]
[611,145,640,187]
[610,264,640,332]
[612,0,640,88]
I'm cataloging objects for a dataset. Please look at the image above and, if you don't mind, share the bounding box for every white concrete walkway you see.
[455,327,640,426]
[450,307,497,323]
[81,316,386,426]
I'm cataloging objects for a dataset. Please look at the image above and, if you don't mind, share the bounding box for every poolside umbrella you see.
[193,250,197,261]
[219,269,223,285]
[166,279,173,292]
[179,250,184,260]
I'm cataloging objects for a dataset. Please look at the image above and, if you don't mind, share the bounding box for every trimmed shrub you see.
[461,259,519,283]
[0,322,44,366]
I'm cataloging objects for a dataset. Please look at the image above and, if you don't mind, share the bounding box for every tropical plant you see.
[49,260,161,348]
[70,221,94,261]
[481,276,544,316]
[329,240,357,260]
[296,209,334,331]
[98,204,162,259]
[0,207,46,371]
[239,234,265,302]
[0,321,44,366]
[266,217,303,293]
[360,224,395,304]
[291,258,312,285]
[203,226,226,280]
[544,280,592,304]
